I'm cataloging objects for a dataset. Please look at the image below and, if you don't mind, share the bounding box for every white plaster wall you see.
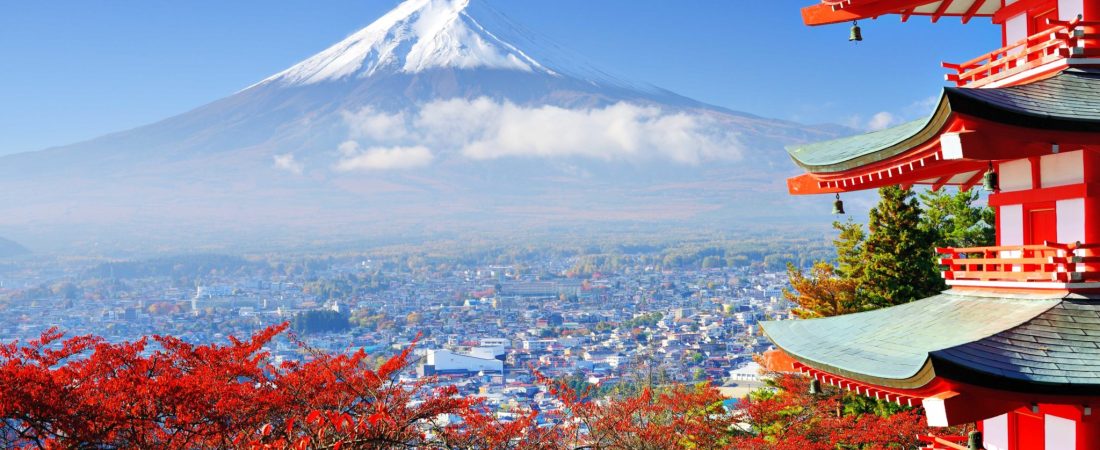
[940,133,965,160]
[1042,151,1084,188]
[984,414,1009,450]
[1000,159,1033,192]
[1058,198,1086,244]
[1060,0,1084,20]
[922,396,950,427]
[1001,204,1025,246]
[1006,14,1029,44]
[1045,414,1076,450]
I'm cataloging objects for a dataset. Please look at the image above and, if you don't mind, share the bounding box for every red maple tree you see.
[1,324,939,449]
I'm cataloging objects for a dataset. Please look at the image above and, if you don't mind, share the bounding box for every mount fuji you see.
[0,0,846,253]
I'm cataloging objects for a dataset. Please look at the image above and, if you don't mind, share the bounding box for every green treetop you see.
[919,188,995,249]
[861,186,942,309]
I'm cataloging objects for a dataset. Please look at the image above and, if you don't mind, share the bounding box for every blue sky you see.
[0,0,999,156]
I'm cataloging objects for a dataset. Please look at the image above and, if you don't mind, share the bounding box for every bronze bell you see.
[809,378,822,395]
[967,431,983,450]
[850,21,863,42]
[832,193,846,215]
[982,163,999,192]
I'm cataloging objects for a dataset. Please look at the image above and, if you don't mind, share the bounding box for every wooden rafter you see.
[823,0,932,10]
[931,0,956,23]
[961,0,986,24]
[803,0,1006,25]
[991,0,1053,24]
[793,156,994,195]
[960,170,986,192]
[932,175,952,192]
[802,0,935,25]
[793,362,923,407]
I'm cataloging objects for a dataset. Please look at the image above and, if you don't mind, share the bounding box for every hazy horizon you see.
[0,1,998,157]
[0,0,982,256]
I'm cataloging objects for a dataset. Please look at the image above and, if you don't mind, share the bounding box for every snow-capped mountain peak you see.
[262,0,556,86]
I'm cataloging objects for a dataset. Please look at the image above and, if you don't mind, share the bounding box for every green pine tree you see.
[832,218,866,280]
[783,220,866,318]
[861,186,943,309]
[919,188,996,248]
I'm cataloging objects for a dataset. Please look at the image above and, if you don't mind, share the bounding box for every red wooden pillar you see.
[1085,0,1100,20]
[1083,150,1100,268]
[1084,0,1100,52]
[1079,409,1100,450]
[1084,150,1100,245]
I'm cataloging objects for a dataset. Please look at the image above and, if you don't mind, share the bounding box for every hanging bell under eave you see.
[850,21,863,42]
[832,194,846,215]
[809,378,822,395]
[967,431,983,450]
[983,167,999,192]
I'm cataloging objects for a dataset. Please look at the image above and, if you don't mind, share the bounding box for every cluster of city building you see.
[0,256,795,414]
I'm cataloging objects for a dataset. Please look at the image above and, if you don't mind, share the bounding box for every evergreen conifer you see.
[861,186,942,309]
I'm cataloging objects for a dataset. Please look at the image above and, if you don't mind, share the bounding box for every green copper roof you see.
[786,69,1100,173]
[933,299,1100,393]
[785,97,951,173]
[761,291,1061,389]
[786,118,931,171]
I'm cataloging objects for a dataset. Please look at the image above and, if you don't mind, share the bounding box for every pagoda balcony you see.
[937,241,1100,289]
[917,434,975,450]
[942,16,1100,89]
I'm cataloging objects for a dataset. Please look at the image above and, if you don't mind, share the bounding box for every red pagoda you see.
[762,1,1100,449]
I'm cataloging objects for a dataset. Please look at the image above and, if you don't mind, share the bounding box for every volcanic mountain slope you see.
[0,237,29,258]
[0,0,846,253]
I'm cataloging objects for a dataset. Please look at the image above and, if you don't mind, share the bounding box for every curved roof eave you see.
[930,298,1100,395]
[761,291,1062,390]
[784,93,953,174]
[785,70,1100,175]
[802,0,1002,26]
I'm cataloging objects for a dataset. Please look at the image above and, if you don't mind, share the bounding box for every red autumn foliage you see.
[1,324,940,449]
[733,374,933,450]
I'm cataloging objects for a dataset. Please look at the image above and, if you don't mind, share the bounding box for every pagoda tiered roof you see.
[762,290,1100,395]
[803,0,1005,26]
[785,69,1100,195]
[777,0,1100,441]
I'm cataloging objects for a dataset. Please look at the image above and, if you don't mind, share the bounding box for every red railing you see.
[937,241,1100,285]
[918,434,971,450]
[943,16,1100,88]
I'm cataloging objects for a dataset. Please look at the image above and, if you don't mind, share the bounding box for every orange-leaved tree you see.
[0,323,477,449]
[784,218,866,319]
[1,324,939,449]
[784,262,861,318]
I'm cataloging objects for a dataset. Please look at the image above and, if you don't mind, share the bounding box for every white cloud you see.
[844,111,902,132]
[273,153,304,175]
[908,95,939,115]
[334,145,434,171]
[342,108,409,142]
[845,96,939,132]
[334,98,744,170]
[338,141,361,157]
[866,111,899,131]
[841,115,865,130]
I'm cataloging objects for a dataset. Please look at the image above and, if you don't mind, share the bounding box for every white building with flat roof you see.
[420,349,503,377]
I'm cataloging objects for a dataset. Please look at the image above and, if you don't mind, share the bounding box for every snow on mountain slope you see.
[262,0,554,85]
[0,0,850,253]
